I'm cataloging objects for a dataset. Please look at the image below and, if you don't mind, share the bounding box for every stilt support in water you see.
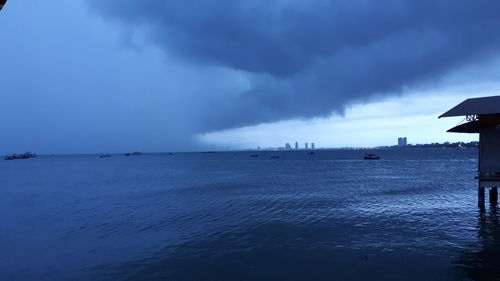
[478,186,485,208]
[490,187,498,204]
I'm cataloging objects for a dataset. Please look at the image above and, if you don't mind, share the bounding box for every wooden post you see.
[478,185,485,208]
[490,187,498,204]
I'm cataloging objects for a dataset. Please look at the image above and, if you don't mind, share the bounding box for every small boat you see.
[99,154,111,158]
[307,151,315,155]
[4,152,37,160]
[125,152,143,156]
[364,154,380,160]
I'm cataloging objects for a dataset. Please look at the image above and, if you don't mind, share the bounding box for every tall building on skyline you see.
[285,143,291,150]
[305,143,309,149]
[398,137,407,147]
[311,143,315,149]
[295,142,298,149]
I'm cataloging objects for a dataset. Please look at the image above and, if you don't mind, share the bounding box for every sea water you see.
[1,149,499,280]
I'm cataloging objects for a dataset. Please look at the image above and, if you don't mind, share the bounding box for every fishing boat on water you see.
[125,152,143,156]
[363,154,380,160]
[4,152,37,160]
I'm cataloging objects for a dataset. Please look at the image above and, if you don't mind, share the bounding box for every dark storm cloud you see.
[88,0,500,132]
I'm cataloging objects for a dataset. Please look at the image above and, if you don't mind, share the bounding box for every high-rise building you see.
[295,142,298,149]
[285,143,291,150]
[398,137,407,147]
[305,143,309,149]
[311,143,315,149]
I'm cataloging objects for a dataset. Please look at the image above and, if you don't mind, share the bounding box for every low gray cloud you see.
[87,0,500,132]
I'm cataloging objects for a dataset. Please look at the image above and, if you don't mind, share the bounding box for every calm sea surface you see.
[1,149,499,280]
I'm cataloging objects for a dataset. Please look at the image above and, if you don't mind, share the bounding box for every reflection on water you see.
[102,222,456,281]
[456,203,500,280]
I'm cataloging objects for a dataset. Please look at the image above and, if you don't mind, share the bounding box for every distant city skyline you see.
[219,139,478,152]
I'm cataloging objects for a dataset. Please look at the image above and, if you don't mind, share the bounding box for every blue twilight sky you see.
[1,0,500,154]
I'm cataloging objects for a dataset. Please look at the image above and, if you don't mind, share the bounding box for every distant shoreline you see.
[5,144,478,158]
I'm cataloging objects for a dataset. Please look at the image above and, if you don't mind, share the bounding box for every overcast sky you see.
[1,0,499,154]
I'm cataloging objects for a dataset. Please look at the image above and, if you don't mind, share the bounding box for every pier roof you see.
[447,120,481,133]
[439,95,500,118]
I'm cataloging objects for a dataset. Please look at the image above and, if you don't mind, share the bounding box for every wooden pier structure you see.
[440,95,500,206]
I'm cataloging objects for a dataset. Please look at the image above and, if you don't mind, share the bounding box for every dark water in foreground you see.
[1,149,499,280]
